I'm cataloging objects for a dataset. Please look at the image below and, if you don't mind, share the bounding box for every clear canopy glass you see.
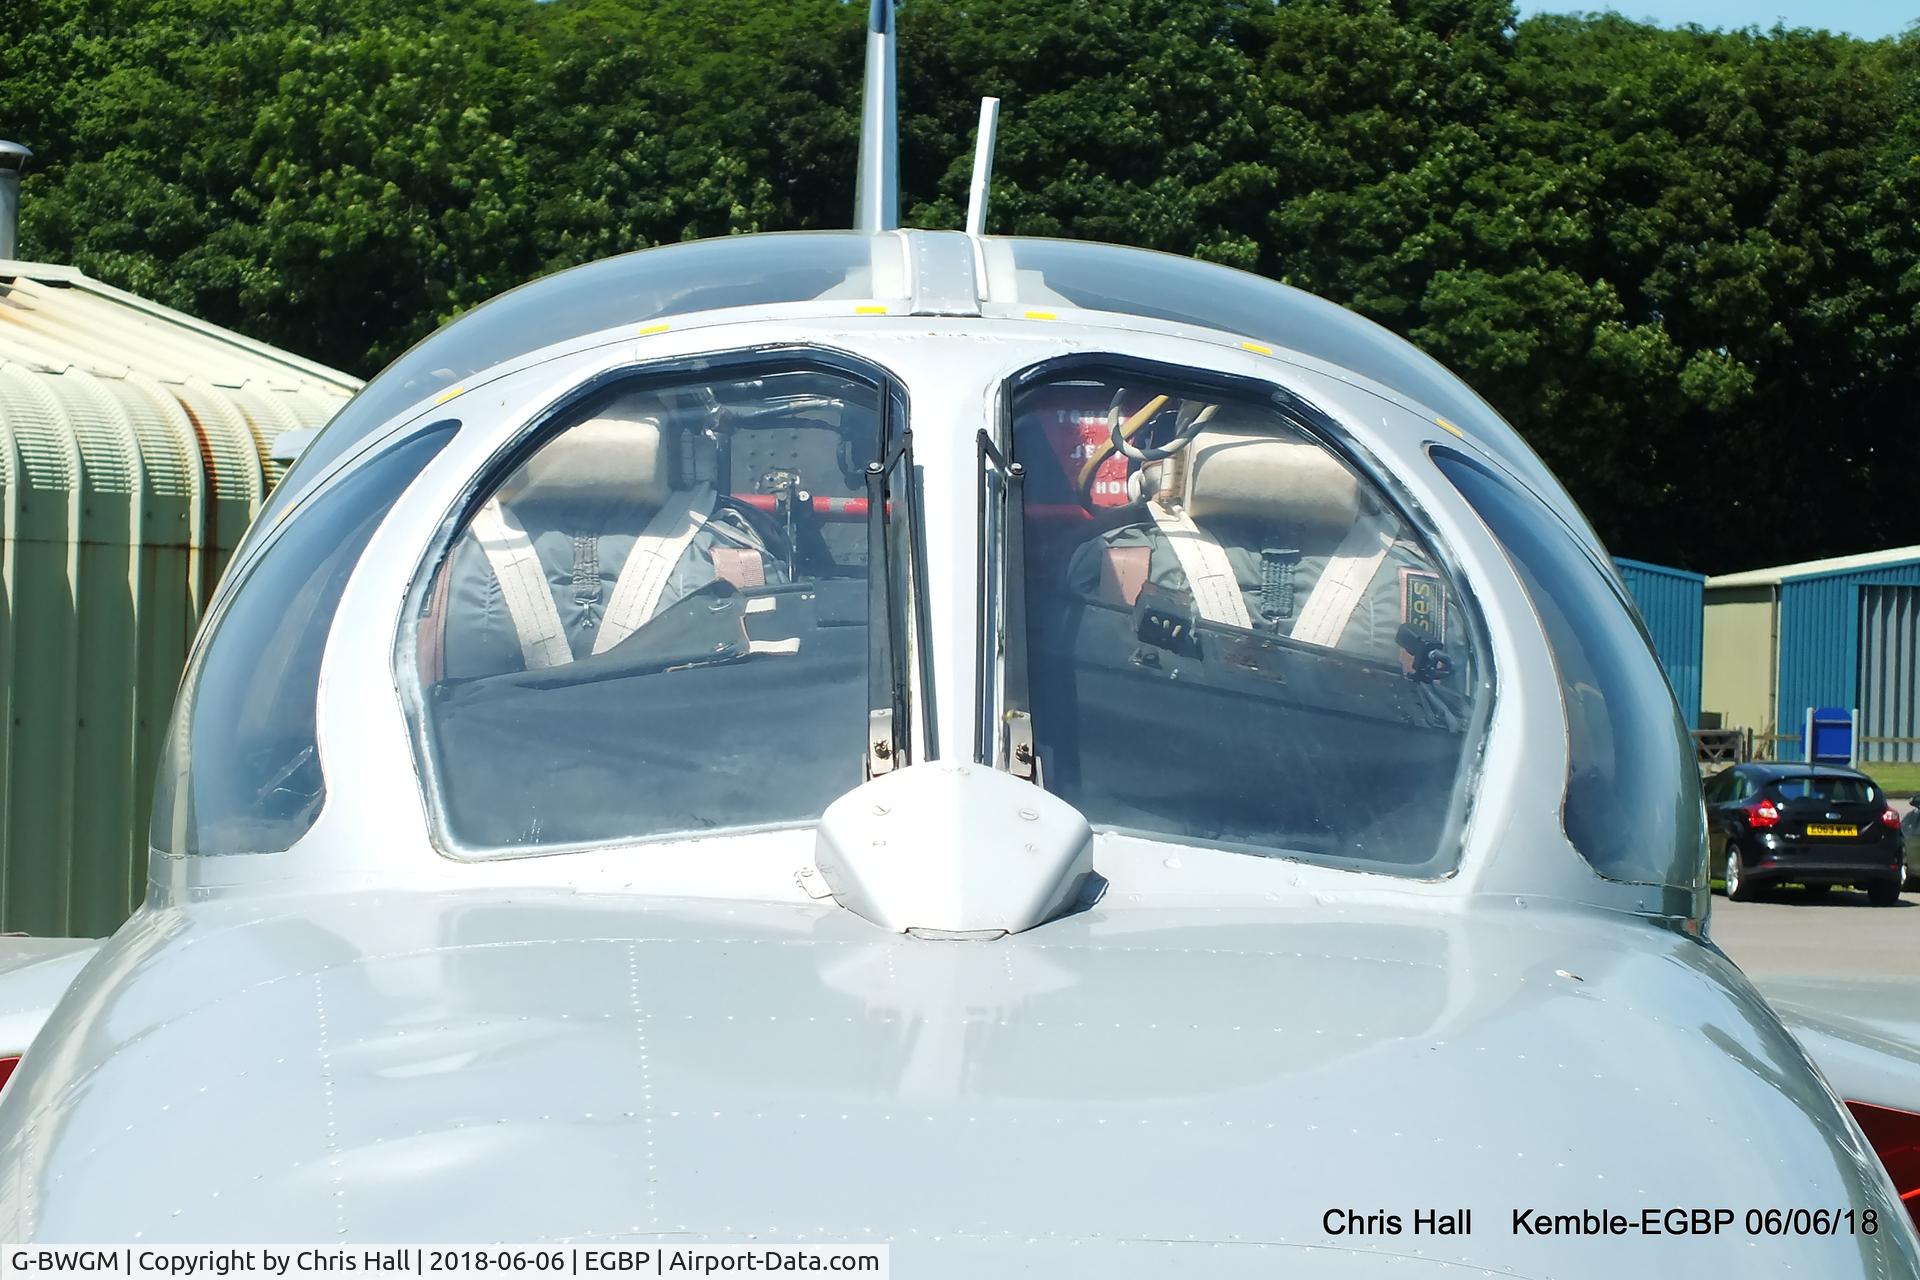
[1000,238,1592,547]
[235,233,893,573]
[244,232,1597,584]
[152,422,459,855]
[407,357,908,852]
[1434,448,1706,896]
[1008,362,1485,877]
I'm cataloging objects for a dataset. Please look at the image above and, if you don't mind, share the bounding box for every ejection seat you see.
[1037,410,1468,858]
[429,396,784,681]
[1069,416,1425,667]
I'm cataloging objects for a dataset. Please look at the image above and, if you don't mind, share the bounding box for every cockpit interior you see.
[337,353,1490,879]
[1007,367,1479,877]
[411,362,902,850]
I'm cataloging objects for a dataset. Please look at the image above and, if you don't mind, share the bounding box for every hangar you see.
[0,250,358,935]
[1616,558,1705,729]
[1702,547,1920,764]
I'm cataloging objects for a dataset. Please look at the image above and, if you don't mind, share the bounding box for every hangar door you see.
[1859,585,1920,762]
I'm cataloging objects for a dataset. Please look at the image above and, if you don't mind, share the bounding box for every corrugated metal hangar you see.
[1700,548,1920,763]
[1615,559,1705,728]
[0,257,358,936]
[1603,551,1920,766]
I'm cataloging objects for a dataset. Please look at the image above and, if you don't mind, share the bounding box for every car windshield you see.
[1770,776,1878,804]
[1002,364,1485,876]
[406,358,913,852]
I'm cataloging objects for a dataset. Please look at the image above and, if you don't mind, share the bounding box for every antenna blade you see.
[965,97,1001,238]
[854,0,900,233]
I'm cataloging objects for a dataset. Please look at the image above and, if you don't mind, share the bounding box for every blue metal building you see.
[1614,558,1705,728]
[1703,548,1920,763]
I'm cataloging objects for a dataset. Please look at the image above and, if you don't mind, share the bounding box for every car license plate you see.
[1806,823,1855,837]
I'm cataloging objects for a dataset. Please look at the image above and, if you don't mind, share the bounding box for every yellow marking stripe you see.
[636,323,671,336]
[1239,341,1274,356]
[1024,310,1057,321]
[854,305,890,315]
[433,386,465,405]
[1434,417,1464,437]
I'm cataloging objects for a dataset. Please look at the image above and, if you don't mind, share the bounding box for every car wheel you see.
[1868,876,1902,907]
[1725,844,1758,902]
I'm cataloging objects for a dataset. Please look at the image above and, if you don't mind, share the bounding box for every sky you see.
[1515,0,1913,39]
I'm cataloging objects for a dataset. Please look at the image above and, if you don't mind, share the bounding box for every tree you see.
[12,0,542,371]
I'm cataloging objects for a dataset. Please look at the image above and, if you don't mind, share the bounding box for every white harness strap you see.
[1147,501,1252,629]
[470,500,573,671]
[1291,520,1394,648]
[593,483,717,655]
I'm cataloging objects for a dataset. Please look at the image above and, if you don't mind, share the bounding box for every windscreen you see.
[1771,776,1879,804]
[408,361,904,851]
[1008,367,1484,876]
[233,234,886,581]
[999,238,1591,550]
[1433,447,1706,894]
[152,421,458,855]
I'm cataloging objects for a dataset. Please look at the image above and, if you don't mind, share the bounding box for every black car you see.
[1703,763,1907,904]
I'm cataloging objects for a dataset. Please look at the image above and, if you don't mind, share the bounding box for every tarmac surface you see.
[1711,795,1919,981]
[1712,890,1920,980]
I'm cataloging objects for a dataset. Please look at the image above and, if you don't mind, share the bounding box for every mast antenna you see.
[964,97,1001,237]
[854,0,899,232]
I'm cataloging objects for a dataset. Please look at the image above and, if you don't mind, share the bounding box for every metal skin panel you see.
[3,255,1904,1270]
[1860,586,1920,764]
[1763,977,1920,1114]
[1614,558,1704,729]
[0,939,98,1056]
[1777,561,1920,761]
[2,892,1914,1280]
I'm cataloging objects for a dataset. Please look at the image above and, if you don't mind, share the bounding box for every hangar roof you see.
[0,259,359,516]
[1707,546,1920,590]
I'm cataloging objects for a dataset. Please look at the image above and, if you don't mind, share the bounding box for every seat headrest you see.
[500,399,673,511]
[1181,427,1361,534]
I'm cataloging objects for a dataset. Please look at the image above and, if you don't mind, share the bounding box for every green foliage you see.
[520,0,862,263]
[2,0,1915,568]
